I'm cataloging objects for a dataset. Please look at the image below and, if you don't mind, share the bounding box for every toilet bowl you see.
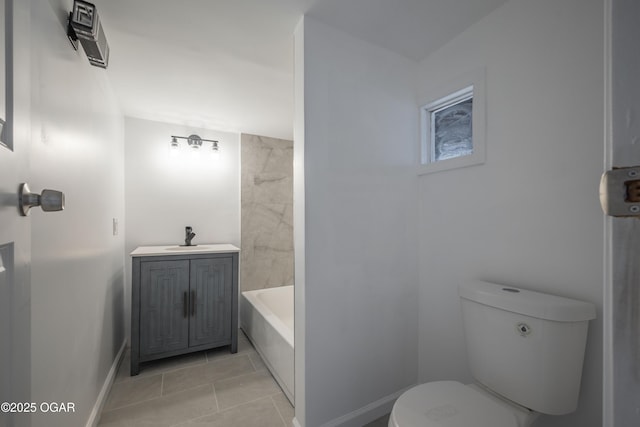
[389,280,596,427]
[389,381,538,427]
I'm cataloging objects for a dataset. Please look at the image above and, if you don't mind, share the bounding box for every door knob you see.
[19,183,65,216]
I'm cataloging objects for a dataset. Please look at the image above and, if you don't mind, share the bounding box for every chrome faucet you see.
[184,226,196,246]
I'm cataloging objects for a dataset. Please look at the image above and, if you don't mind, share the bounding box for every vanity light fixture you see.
[170,134,220,154]
[187,134,203,150]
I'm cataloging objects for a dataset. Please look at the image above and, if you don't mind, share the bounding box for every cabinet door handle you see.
[183,291,188,318]
[191,290,196,317]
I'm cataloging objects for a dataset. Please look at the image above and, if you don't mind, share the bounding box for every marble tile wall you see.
[241,134,294,292]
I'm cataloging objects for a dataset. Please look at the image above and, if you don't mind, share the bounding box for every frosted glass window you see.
[419,69,486,175]
[431,97,473,161]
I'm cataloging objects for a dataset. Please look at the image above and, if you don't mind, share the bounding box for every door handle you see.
[19,183,65,216]
[183,291,188,318]
[191,291,196,317]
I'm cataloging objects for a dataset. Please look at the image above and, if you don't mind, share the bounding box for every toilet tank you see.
[459,280,596,415]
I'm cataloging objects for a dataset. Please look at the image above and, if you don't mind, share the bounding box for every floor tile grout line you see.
[157,355,245,392]
[101,375,283,425]
[205,352,246,365]
[213,363,273,385]
[101,342,260,422]
[166,384,220,427]
[216,394,277,413]
[118,339,252,381]
[135,356,209,378]
[101,374,165,413]
[168,351,251,378]
[100,384,219,424]
[268,390,291,402]
[160,355,261,398]
[165,388,281,427]
[136,345,253,379]
[100,392,167,414]
[212,383,220,413]
[248,352,259,371]
[270,395,290,427]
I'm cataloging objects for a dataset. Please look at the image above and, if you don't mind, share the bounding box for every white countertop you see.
[130,244,240,257]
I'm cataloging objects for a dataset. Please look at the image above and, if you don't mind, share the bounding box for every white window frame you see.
[419,69,486,175]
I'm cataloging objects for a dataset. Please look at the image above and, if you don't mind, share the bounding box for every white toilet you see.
[389,280,596,427]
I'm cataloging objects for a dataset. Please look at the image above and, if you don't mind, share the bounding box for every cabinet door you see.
[140,260,190,357]
[189,257,233,347]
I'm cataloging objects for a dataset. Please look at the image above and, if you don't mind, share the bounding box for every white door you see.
[0,1,32,426]
[604,0,640,425]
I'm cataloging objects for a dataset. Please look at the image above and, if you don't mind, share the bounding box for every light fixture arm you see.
[169,134,220,153]
[170,135,219,144]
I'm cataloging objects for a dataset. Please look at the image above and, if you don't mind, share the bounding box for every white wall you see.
[124,116,240,341]
[30,1,125,426]
[293,19,307,426]
[295,17,420,427]
[416,0,604,426]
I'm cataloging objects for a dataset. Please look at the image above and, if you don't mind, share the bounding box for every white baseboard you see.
[319,385,414,427]
[292,386,412,427]
[85,341,127,427]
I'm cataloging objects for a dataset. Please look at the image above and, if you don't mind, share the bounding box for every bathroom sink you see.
[130,244,240,257]
[165,245,214,251]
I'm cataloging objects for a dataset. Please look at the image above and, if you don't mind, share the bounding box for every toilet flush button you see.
[517,323,532,336]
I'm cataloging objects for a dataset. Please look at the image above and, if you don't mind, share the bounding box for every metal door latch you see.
[600,167,640,217]
[19,183,65,216]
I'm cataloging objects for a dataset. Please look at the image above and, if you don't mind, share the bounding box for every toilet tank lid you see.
[459,280,596,322]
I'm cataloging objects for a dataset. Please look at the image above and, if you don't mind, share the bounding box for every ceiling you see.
[93,0,507,140]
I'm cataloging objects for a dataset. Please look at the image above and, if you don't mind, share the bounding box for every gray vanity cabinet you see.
[139,260,190,357]
[189,257,233,347]
[131,252,238,375]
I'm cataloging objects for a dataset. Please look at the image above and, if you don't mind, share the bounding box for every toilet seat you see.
[389,381,521,427]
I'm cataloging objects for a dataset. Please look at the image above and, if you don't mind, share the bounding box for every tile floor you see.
[98,331,390,427]
[98,332,293,427]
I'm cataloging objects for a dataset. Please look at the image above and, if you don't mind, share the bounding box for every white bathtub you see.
[240,285,294,404]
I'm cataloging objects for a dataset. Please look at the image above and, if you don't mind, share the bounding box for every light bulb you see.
[211,141,220,161]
